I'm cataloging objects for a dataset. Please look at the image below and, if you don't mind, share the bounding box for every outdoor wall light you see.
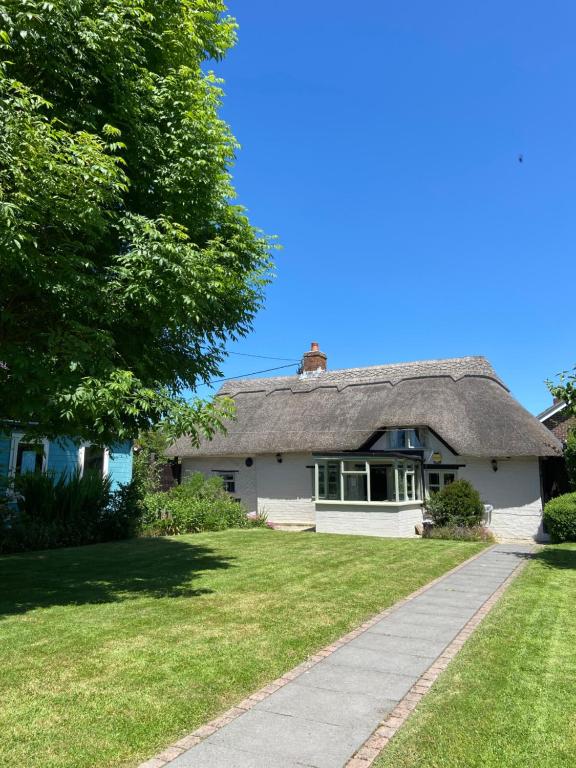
[491,459,498,472]
[276,453,283,463]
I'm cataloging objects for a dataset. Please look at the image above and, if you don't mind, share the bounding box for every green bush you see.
[425,479,484,527]
[423,524,495,542]
[142,473,267,536]
[565,429,576,490]
[543,492,576,542]
[0,470,143,553]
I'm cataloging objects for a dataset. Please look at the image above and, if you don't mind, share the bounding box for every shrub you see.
[543,492,576,542]
[565,428,576,491]
[142,473,267,536]
[0,470,144,553]
[423,525,495,542]
[424,479,484,528]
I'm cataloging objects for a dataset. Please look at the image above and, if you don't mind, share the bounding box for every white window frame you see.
[78,444,110,478]
[211,470,237,494]
[426,469,457,496]
[8,433,49,477]
[315,458,422,505]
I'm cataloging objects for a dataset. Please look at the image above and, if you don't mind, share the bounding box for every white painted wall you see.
[256,453,316,524]
[181,452,316,524]
[182,450,545,541]
[181,456,258,512]
[460,456,546,541]
[316,504,421,538]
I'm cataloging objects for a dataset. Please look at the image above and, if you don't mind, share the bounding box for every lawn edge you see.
[346,545,536,768]
[137,542,493,768]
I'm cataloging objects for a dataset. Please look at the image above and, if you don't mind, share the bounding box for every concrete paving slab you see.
[409,593,487,612]
[170,740,309,768]
[206,709,369,768]
[368,612,468,640]
[297,662,418,702]
[391,602,477,621]
[352,629,448,659]
[366,617,462,642]
[255,681,397,728]
[324,644,433,677]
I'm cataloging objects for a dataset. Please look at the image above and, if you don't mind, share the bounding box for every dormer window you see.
[384,429,423,450]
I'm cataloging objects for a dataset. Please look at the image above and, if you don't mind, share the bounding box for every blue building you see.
[0,431,132,490]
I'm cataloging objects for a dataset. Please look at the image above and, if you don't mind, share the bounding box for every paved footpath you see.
[164,544,532,768]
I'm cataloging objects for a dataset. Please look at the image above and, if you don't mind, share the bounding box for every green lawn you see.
[0,530,484,768]
[375,544,576,768]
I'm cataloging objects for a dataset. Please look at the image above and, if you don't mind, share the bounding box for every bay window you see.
[315,458,421,504]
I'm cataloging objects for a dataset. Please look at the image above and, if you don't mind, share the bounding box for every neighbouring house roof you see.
[538,400,567,422]
[168,355,563,459]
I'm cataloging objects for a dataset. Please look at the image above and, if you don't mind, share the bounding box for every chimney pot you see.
[302,341,327,373]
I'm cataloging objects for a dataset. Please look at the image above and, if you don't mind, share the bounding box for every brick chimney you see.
[302,341,327,373]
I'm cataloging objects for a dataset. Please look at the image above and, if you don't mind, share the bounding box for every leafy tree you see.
[547,366,576,417]
[547,367,576,488]
[0,1,272,444]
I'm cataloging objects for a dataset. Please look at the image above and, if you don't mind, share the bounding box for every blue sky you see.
[197,0,575,415]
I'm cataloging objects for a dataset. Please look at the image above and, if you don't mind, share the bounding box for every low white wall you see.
[316,504,422,538]
[460,457,546,541]
[256,453,316,524]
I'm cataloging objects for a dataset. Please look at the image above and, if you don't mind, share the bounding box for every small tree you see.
[425,479,484,528]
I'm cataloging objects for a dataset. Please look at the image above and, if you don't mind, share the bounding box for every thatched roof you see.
[168,356,562,458]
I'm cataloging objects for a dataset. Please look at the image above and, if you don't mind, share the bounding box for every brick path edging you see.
[345,547,535,767]
[137,544,504,768]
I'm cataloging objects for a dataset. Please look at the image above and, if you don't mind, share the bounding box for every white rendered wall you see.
[316,504,422,538]
[181,452,316,524]
[460,457,546,541]
[181,456,258,512]
[256,453,316,524]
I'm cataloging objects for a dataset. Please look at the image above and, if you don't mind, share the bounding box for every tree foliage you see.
[547,366,576,418]
[0,1,273,443]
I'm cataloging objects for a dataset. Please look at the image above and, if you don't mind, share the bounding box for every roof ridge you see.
[218,355,498,393]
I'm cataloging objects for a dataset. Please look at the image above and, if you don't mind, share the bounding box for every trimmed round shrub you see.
[425,479,484,527]
[543,492,576,542]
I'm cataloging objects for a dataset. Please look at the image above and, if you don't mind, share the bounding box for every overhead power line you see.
[226,352,300,362]
[207,362,299,385]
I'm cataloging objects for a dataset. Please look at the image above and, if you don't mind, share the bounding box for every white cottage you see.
[168,344,562,542]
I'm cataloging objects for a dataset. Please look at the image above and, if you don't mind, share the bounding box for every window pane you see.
[16,444,43,475]
[406,472,414,500]
[428,472,440,494]
[84,446,105,475]
[318,465,326,498]
[343,473,367,501]
[212,471,236,493]
[443,473,455,486]
[406,430,422,448]
[369,464,389,501]
[397,466,406,501]
[327,462,340,499]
